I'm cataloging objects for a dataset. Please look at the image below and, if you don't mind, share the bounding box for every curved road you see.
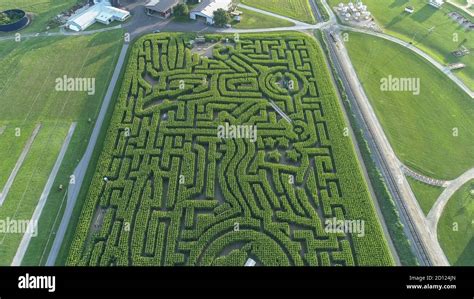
[427,168,474,237]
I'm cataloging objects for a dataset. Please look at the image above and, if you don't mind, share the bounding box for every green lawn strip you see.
[241,0,316,24]
[450,0,468,6]
[0,121,69,265]
[232,7,295,29]
[345,31,474,180]
[315,30,417,265]
[406,176,444,215]
[53,38,131,267]
[0,0,78,34]
[0,33,124,123]
[0,123,35,189]
[21,121,96,266]
[18,31,124,266]
[438,179,474,265]
[328,0,473,88]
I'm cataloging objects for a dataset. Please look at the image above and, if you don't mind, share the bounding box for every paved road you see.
[401,165,449,187]
[427,167,474,236]
[45,44,129,266]
[0,124,42,206]
[11,123,76,266]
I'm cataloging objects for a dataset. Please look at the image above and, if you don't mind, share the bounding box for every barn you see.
[189,0,232,25]
[145,0,180,18]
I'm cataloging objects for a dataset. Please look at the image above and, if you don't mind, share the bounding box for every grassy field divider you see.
[0,124,41,206]
[11,122,77,266]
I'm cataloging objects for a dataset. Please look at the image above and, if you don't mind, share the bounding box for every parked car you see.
[153,29,161,33]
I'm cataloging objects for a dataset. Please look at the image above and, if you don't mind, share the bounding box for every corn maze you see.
[67,32,393,266]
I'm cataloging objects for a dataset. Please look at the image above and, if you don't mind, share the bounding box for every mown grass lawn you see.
[328,0,473,88]
[0,0,78,33]
[0,124,35,190]
[241,0,316,24]
[232,7,295,29]
[0,29,123,265]
[406,177,444,215]
[438,180,474,265]
[345,32,474,180]
[0,122,69,265]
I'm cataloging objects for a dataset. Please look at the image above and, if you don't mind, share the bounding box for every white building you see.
[67,0,130,32]
[190,0,233,25]
[429,0,444,8]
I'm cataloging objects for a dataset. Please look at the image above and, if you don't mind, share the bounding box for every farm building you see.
[145,0,180,18]
[190,0,233,25]
[67,0,130,31]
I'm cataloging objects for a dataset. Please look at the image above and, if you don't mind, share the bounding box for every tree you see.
[174,3,189,17]
[213,8,230,27]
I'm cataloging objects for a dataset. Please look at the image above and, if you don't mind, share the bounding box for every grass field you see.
[0,122,69,264]
[0,0,78,33]
[328,0,473,88]
[438,180,474,265]
[241,0,316,24]
[232,7,295,28]
[345,32,474,180]
[66,32,393,266]
[0,29,123,265]
[406,177,444,215]
[0,124,35,189]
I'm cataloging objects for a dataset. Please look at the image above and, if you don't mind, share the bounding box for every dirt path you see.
[11,123,77,266]
[427,168,474,236]
[0,124,42,206]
